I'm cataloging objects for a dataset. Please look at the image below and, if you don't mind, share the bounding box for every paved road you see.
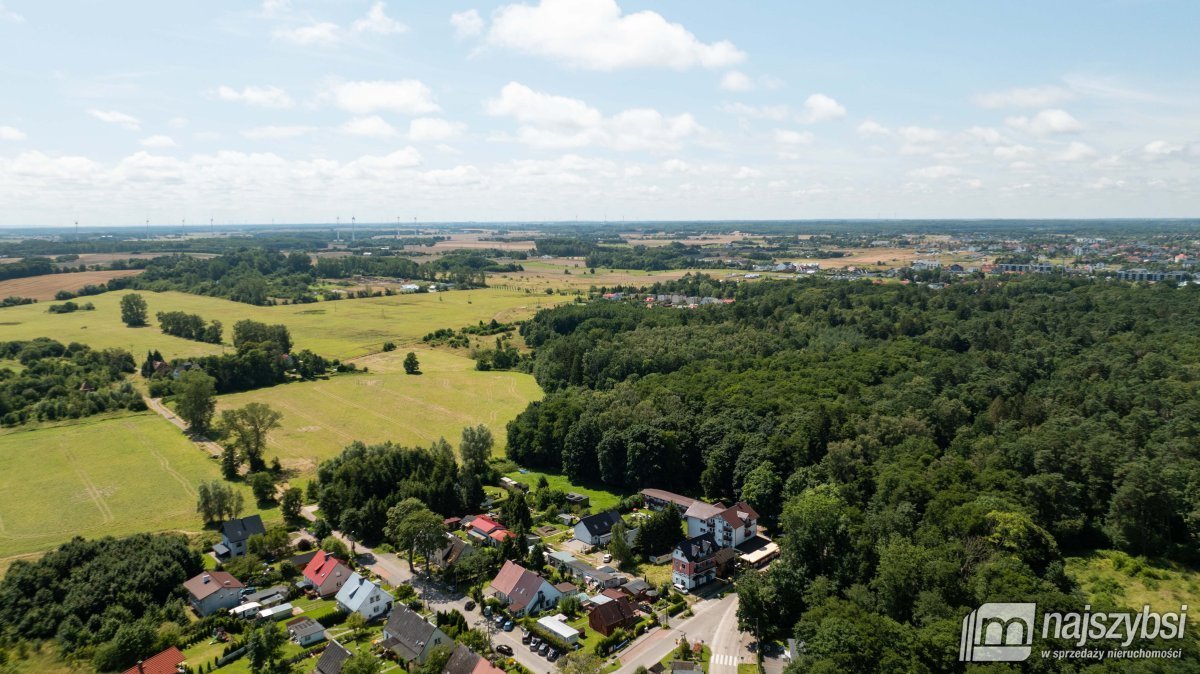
[615,593,746,674]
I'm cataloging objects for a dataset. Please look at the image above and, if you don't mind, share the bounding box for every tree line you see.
[0,338,143,426]
[156,310,223,344]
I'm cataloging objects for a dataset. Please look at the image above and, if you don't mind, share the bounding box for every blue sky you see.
[0,0,1197,225]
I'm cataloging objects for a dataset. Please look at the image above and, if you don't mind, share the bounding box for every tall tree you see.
[459,424,494,475]
[119,293,148,327]
[404,351,421,374]
[246,623,287,674]
[220,402,283,472]
[608,522,634,568]
[281,487,303,525]
[174,369,216,433]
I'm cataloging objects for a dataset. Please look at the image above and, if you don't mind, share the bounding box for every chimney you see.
[136,661,144,674]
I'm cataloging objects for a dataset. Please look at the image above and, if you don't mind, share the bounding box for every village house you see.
[684,501,759,549]
[433,533,474,569]
[286,616,327,647]
[443,643,507,674]
[573,510,623,547]
[672,533,719,591]
[588,594,639,636]
[465,515,515,547]
[212,514,265,560]
[487,560,562,617]
[335,572,393,621]
[381,605,451,665]
[120,646,186,674]
[183,571,244,617]
[303,550,353,598]
[314,640,353,674]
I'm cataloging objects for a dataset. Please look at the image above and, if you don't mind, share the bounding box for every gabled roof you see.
[221,515,266,543]
[120,646,185,674]
[489,560,549,612]
[304,551,350,588]
[577,510,622,538]
[590,596,638,629]
[335,572,384,612]
[674,533,719,563]
[437,535,472,567]
[286,616,326,641]
[683,501,726,521]
[442,643,482,674]
[639,489,696,510]
[469,515,502,535]
[183,571,244,601]
[315,640,352,674]
[243,585,288,604]
[718,502,759,528]
[622,578,651,594]
[384,606,446,661]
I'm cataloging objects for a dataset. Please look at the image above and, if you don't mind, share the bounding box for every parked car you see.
[538,643,550,656]
[495,645,514,657]
[503,620,515,632]
[494,614,506,627]
[483,606,492,617]
[548,650,561,662]
[465,600,476,611]
[521,631,532,644]
[529,637,541,650]
[602,553,612,563]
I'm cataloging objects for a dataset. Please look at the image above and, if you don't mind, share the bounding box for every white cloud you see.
[352,2,407,35]
[450,9,484,39]
[0,126,26,141]
[993,144,1034,160]
[216,85,294,109]
[798,94,845,123]
[488,83,702,151]
[340,116,399,138]
[774,129,813,145]
[661,159,693,173]
[272,21,341,45]
[88,109,141,130]
[972,85,1076,109]
[487,0,745,71]
[259,0,291,17]
[909,165,960,179]
[963,126,1003,144]
[1143,140,1184,159]
[1051,141,1096,162]
[720,71,753,92]
[140,135,177,148]
[420,165,485,186]
[0,1,23,22]
[1005,109,1083,135]
[167,117,189,129]
[856,120,890,137]
[408,117,466,141]
[718,102,789,121]
[329,80,440,115]
[241,125,317,140]
[342,147,423,174]
[733,166,761,179]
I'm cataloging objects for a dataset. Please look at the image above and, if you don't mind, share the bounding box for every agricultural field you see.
[0,287,564,361]
[1067,550,1200,612]
[216,348,543,478]
[0,411,259,568]
[491,258,739,292]
[0,269,142,300]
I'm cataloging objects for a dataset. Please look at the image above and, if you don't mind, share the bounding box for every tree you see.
[345,612,368,642]
[608,522,634,568]
[247,472,277,504]
[404,351,420,374]
[557,651,602,674]
[246,623,287,674]
[221,445,240,480]
[740,460,784,521]
[174,369,217,433]
[197,480,244,523]
[388,499,445,573]
[459,425,494,475]
[220,402,283,472]
[119,293,148,327]
[341,651,382,674]
[247,526,292,560]
[634,504,682,555]
[281,487,303,525]
[736,569,778,646]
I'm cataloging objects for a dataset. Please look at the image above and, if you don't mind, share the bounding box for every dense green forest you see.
[533,237,729,270]
[0,339,143,426]
[506,275,1200,671]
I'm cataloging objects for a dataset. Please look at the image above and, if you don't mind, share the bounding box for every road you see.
[615,593,746,674]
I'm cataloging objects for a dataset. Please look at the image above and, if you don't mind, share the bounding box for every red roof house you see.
[303,550,352,598]
[121,646,186,674]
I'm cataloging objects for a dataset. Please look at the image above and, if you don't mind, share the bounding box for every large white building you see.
[684,500,759,549]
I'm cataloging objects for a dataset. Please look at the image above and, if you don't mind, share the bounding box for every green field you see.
[216,348,543,477]
[0,287,562,360]
[501,469,629,512]
[0,411,260,565]
[1067,550,1200,612]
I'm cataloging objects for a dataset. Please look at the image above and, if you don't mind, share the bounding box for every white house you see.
[684,500,759,549]
[184,571,244,617]
[381,605,450,664]
[573,510,623,547]
[487,560,562,617]
[335,572,393,621]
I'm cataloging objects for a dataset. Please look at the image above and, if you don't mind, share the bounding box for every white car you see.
[602,553,612,563]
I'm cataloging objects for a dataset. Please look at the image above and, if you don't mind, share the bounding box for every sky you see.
[0,0,1198,226]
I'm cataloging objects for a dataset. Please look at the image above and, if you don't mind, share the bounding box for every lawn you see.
[0,287,563,361]
[0,411,263,563]
[216,349,543,478]
[501,470,629,513]
[1067,549,1200,612]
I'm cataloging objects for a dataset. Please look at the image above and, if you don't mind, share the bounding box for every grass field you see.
[0,287,563,360]
[501,469,629,512]
[1067,550,1200,612]
[0,411,260,565]
[216,348,543,478]
[491,258,739,293]
[0,269,143,301]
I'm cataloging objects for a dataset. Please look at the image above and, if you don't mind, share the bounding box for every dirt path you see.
[144,397,224,459]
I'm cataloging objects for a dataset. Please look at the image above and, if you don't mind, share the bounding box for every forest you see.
[504,275,1200,670]
[0,339,143,426]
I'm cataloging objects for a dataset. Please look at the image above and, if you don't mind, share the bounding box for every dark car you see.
[495,644,514,657]
[548,650,561,662]
[538,643,550,656]
[529,637,541,650]
[521,631,532,644]
[464,600,476,611]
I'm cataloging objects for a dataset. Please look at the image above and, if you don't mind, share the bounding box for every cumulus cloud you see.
[0,1,23,22]
[733,166,761,179]
[140,135,177,148]
[1143,140,1184,159]
[1005,109,1083,135]
[329,80,440,115]
[272,21,341,45]
[340,116,399,138]
[352,2,407,35]
[0,125,26,141]
[909,165,960,179]
[88,109,141,130]
[972,85,1076,108]
[408,118,466,141]
[486,82,701,151]
[856,120,890,137]
[216,85,294,109]
[720,71,753,92]
[718,102,789,121]
[798,94,845,123]
[241,125,317,140]
[993,144,1034,160]
[774,129,813,145]
[1051,141,1096,162]
[487,0,745,71]
[450,9,484,39]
